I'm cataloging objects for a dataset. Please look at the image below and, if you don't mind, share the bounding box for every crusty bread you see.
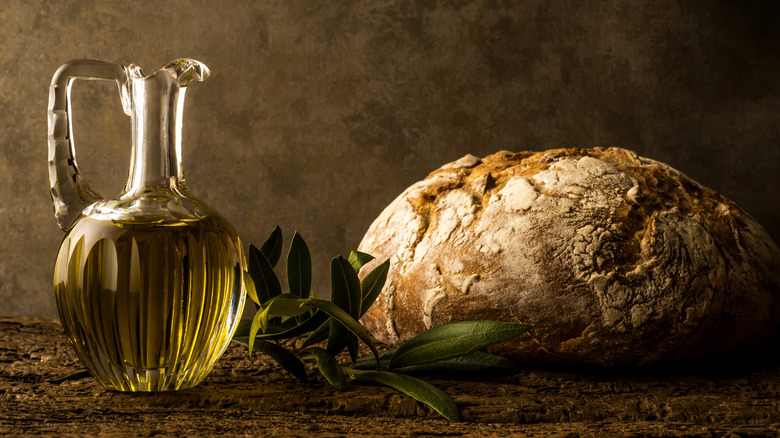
[358,147,780,366]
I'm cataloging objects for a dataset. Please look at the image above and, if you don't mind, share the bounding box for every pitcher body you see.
[48,59,246,391]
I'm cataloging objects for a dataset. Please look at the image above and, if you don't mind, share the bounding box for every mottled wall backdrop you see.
[2,0,778,316]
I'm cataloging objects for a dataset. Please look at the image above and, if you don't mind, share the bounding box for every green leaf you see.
[348,251,374,273]
[45,369,91,383]
[389,321,533,369]
[354,351,521,377]
[247,308,266,357]
[331,256,362,318]
[360,259,389,316]
[280,314,307,329]
[346,333,359,364]
[233,337,308,382]
[300,298,380,368]
[256,295,311,333]
[344,368,461,422]
[326,319,349,355]
[234,310,328,342]
[248,296,311,356]
[260,226,283,268]
[263,295,312,317]
[300,320,330,349]
[248,244,282,303]
[327,256,363,355]
[286,232,312,298]
[244,271,260,307]
[299,347,347,389]
[351,349,396,370]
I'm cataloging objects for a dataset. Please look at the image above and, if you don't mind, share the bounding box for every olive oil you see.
[53,215,245,391]
[48,59,244,391]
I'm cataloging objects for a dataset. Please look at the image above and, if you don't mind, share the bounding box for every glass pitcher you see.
[47,59,246,391]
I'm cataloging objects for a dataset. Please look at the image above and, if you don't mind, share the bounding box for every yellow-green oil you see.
[53,215,246,391]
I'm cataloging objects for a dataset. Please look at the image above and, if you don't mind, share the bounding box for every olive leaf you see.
[286,232,311,298]
[346,333,359,365]
[233,312,329,341]
[348,250,374,273]
[299,259,388,350]
[389,321,533,369]
[300,298,380,368]
[332,256,363,320]
[248,244,281,304]
[299,347,347,389]
[244,271,260,307]
[300,319,330,349]
[326,256,362,356]
[259,226,284,268]
[354,351,521,377]
[248,295,310,356]
[360,259,389,316]
[344,368,461,422]
[350,349,396,370]
[233,337,308,383]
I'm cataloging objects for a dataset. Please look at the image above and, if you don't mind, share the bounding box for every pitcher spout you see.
[162,58,210,86]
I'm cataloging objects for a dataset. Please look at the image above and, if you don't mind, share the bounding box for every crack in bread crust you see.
[358,147,780,366]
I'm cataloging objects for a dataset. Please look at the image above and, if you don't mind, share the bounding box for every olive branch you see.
[233,227,533,422]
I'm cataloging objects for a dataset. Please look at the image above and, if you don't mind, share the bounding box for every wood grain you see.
[2,318,778,436]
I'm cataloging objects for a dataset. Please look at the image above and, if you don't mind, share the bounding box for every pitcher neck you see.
[123,75,188,196]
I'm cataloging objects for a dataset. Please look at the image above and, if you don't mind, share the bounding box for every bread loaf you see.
[357,147,780,366]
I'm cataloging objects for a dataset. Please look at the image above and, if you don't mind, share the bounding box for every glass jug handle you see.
[47,60,131,231]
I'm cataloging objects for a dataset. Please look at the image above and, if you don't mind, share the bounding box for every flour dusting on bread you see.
[359,147,780,366]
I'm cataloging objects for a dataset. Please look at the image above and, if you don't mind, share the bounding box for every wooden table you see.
[2,318,779,436]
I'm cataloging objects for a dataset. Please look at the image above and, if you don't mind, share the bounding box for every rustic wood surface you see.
[2,318,779,437]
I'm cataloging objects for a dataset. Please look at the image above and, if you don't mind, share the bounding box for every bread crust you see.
[358,147,780,366]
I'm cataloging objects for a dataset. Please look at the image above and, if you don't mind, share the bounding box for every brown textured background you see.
[1,0,778,316]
